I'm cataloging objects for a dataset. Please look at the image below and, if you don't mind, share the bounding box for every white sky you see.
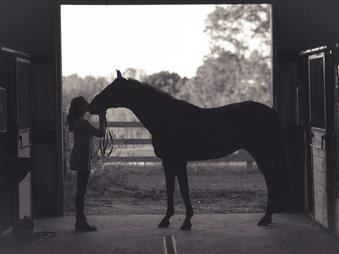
[61,5,217,78]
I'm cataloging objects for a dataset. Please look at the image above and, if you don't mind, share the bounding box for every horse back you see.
[152,100,280,160]
[182,100,278,134]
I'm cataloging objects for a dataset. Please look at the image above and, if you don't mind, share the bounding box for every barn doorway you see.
[60,4,273,217]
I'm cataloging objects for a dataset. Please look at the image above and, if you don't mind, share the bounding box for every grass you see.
[63,162,267,215]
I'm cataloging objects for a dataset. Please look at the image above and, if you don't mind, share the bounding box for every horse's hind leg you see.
[256,158,277,226]
[158,160,176,228]
[176,163,193,230]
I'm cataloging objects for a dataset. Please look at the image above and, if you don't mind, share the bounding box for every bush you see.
[87,165,129,197]
[63,164,130,210]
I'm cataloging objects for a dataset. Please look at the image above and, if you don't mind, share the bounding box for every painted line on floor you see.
[162,235,178,254]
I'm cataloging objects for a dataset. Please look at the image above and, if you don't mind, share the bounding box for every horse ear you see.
[116,69,122,79]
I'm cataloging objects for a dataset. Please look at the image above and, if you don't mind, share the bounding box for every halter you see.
[99,118,114,157]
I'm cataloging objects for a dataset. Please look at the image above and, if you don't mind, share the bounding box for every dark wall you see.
[275,0,339,123]
[0,0,63,221]
[0,51,17,232]
[275,0,339,51]
[273,0,339,209]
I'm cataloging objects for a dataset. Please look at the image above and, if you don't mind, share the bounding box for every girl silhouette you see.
[67,96,106,231]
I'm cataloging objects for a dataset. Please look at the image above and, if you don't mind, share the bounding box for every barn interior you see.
[1,0,339,253]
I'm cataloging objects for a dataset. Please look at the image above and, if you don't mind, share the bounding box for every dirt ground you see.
[64,163,267,216]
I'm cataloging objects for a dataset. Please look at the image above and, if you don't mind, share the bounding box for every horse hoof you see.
[158,220,170,228]
[180,222,192,231]
[257,216,272,226]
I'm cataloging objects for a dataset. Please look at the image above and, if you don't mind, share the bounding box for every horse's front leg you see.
[158,160,175,228]
[176,163,193,230]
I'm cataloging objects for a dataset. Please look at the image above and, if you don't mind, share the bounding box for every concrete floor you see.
[1,213,339,254]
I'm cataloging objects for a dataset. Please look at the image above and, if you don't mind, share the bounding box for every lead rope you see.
[99,118,114,157]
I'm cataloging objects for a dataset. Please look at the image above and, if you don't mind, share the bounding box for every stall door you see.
[16,57,32,219]
[308,53,328,227]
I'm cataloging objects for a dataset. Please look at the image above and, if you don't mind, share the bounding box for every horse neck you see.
[124,88,168,134]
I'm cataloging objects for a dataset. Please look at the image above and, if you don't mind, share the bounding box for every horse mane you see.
[127,78,176,101]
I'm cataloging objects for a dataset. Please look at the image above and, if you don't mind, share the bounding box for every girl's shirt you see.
[70,117,105,172]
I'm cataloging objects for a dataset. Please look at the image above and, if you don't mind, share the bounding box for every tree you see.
[143,71,182,97]
[62,74,109,111]
[178,51,244,107]
[205,5,271,60]
[123,68,147,81]
[180,4,272,107]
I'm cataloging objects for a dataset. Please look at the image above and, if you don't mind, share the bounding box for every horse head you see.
[89,70,129,114]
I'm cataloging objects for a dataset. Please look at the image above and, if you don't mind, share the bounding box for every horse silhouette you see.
[89,70,286,230]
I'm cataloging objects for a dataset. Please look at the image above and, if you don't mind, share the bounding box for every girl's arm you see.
[78,113,106,137]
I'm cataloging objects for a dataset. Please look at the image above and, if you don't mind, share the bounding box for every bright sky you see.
[61,5,217,78]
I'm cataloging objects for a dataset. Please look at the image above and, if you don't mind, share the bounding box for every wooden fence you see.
[103,121,255,166]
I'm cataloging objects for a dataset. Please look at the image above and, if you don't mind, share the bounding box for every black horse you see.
[89,70,286,230]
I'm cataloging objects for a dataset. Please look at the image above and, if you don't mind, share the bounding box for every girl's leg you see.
[75,171,96,231]
[75,171,90,220]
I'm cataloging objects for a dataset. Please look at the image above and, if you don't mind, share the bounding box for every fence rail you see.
[106,121,144,128]
[103,121,254,165]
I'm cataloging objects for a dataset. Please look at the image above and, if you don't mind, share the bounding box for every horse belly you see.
[179,134,241,161]
[186,148,239,161]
